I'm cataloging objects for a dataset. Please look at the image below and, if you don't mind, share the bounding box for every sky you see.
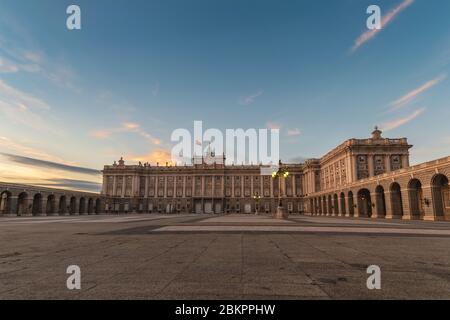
[0,0,450,192]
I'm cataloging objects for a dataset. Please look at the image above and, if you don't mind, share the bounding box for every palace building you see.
[101,128,450,221]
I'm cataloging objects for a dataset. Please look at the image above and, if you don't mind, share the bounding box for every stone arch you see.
[0,190,12,215]
[59,195,67,215]
[69,197,77,215]
[17,192,28,216]
[327,195,332,215]
[322,196,327,215]
[340,192,346,216]
[375,185,386,218]
[333,194,339,216]
[32,193,42,216]
[408,178,424,219]
[348,191,355,216]
[317,198,321,215]
[88,198,94,214]
[357,188,372,217]
[389,182,404,218]
[95,198,102,214]
[79,197,86,214]
[431,174,449,219]
[46,195,55,214]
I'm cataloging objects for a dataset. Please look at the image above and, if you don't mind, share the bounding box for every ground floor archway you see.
[431,174,449,219]
[0,191,12,215]
[357,189,372,217]
[408,179,424,219]
[375,185,386,218]
[390,182,404,218]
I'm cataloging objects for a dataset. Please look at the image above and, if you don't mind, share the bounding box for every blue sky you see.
[0,0,450,191]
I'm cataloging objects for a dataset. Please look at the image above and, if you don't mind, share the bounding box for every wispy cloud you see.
[0,56,19,73]
[0,36,42,74]
[0,136,63,162]
[351,0,414,52]
[389,74,446,111]
[381,107,425,131]
[0,152,100,175]
[129,149,172,165]
[287,128,302,136]
[0,26,78,90]
[266,121,281,130]
[238,90,263,106]
[91,122,161,145]
[0,79,62,132]
[0,78,49,110]
[0,152,101,192]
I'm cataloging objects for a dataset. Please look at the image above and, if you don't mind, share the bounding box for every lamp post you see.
[253,192,261,215]
[271,164,289,219]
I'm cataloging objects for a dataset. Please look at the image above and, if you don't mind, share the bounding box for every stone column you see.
[270,177,273,198]
[231,176,235,197]
[164,177,168,198]
[82,199,89,215]
[370,192,380,219]
[402,188,413,220]
[344,196,351,217]
[421,185,435,221]
[260,177,263,197]
[339,197,346,217]
[323,197,328,216]
[384,191,394,219]
[385,155,391,173]
[112,175,117,197]
[39,197,47,216]
[401,155,409,169]
[368,154,375,178]
[52,198,60,216]
[130,176,135,198]
[73,198,80,216]
[201,176,204,198]
[351,155,358,183]
[23,197,33,216]
[144,176,149,199]
[292,175,296,197]
[8,196,18,217]
[222,175,225,197]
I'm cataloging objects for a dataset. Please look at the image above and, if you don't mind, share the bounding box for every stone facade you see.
[101,156,305,215]
[0,182,102,217]
[101,128,450,221]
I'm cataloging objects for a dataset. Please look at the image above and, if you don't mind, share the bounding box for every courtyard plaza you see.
[0,213,449,299]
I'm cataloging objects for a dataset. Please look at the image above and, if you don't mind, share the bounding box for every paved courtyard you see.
[0,213,449,299]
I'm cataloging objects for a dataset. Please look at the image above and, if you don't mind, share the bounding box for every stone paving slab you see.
[1,214,450,299]
[152,225,450,236]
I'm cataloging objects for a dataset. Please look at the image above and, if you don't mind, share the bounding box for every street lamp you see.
[271,164,289,219]
[253,192,261,215]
